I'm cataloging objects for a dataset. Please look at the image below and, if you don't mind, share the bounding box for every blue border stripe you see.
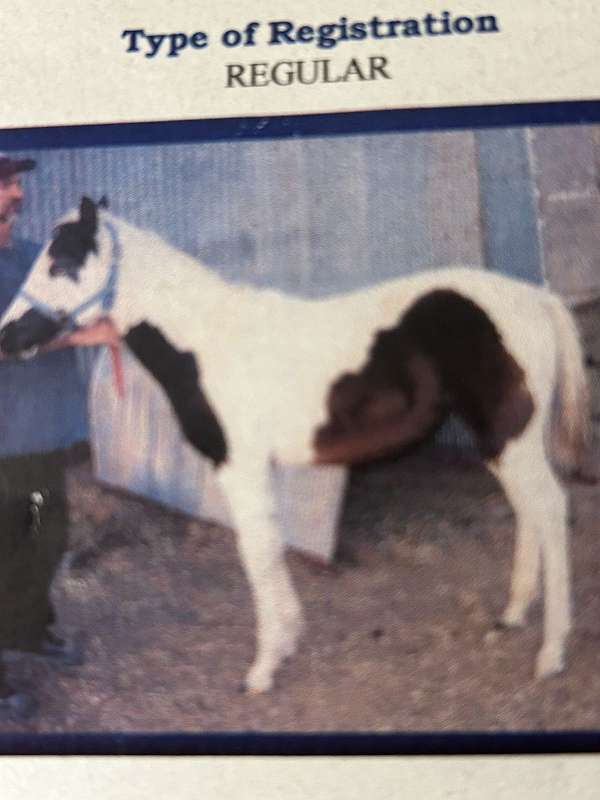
[1,731,600,756]
[1,100,599,150]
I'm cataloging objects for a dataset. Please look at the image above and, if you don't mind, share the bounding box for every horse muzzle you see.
[0,308,65,357]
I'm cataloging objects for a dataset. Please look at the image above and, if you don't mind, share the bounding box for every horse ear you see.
[79,196,98,229]
[98,195,109,209]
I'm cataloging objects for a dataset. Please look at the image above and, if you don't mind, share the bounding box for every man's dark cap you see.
[0,154,36,180]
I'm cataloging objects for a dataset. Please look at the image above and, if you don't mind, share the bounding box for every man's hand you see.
[47,316,121,350]
[47,316,125,396]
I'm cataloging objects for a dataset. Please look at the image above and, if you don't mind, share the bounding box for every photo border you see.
[1,731,600,756]
[1,97,599,757]
[1,100,599,151]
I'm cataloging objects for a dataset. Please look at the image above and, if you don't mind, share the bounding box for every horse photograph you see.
[0,123,598,732]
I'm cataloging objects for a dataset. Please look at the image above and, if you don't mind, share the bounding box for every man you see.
[0,154,87,715]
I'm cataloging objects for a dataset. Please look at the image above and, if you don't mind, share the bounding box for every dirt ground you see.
[1,302,600,734]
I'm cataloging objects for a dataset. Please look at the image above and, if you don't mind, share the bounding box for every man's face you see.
[0,174,24,226]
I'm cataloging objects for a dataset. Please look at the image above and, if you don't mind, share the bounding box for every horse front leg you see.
[218,459,304,694]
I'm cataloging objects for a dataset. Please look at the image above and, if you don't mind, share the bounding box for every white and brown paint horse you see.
[0,197,590,693]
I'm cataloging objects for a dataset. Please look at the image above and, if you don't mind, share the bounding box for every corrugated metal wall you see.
[17,128,542,296]
[21,136,421,293]
[21,125,600,298]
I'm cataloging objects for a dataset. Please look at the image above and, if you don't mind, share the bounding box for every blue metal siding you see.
[476,129,543,284]
[18,131,491,296]
[8,128,543,461]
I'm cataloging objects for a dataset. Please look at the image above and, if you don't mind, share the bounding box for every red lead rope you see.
[109,342,125,398]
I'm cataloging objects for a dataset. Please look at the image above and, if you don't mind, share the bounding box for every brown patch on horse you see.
[313,289,535,466]
[314,353,443,464]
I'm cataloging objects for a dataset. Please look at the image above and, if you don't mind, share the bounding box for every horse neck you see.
[110,216,233,341]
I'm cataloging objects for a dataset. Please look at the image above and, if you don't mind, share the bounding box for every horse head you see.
[0,195,117,357]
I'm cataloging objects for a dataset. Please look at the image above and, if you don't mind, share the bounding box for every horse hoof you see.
[535,647,565,679]
[0,691,38,718]
[243,665,274,695]
[497,605,527,629]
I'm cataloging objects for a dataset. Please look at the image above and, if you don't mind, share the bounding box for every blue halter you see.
[19,218,121,329]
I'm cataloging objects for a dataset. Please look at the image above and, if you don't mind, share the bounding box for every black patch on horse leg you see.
[124,322,228,467]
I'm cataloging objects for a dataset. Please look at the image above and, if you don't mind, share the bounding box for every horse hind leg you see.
[488,425,571,678]
[488,457,542,629]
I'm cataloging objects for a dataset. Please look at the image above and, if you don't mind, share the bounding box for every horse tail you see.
[545,293,590,476]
